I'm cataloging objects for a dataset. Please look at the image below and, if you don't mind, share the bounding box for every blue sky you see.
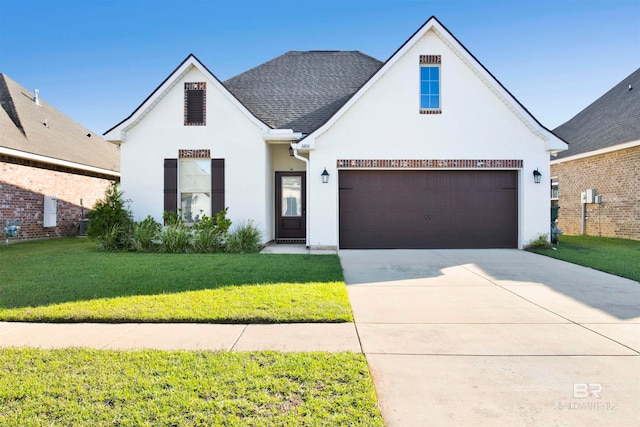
[1,0,638,134]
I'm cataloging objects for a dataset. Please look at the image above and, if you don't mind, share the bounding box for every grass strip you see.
[0,348,383,426]
[529,235,640,282]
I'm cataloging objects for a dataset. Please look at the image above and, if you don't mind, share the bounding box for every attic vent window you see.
[419,55,442,114]
[184,82,206,126]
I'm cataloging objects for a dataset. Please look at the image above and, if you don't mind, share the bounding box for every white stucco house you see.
[104,16,567,249]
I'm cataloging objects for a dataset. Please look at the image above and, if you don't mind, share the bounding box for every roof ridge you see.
[0,73,26,136]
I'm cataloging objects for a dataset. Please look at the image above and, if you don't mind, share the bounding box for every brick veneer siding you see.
[551,146,640,240]
[1,159,117,240]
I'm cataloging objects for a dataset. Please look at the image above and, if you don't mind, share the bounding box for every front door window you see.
[281,176,302,217]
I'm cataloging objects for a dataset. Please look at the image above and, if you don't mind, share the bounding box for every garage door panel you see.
[339,170,517,249]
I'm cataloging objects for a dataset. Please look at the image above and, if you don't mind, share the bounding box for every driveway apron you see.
[340,249,640,426]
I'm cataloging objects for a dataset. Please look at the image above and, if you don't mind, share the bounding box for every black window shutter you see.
[186,90,204,124]
[211,159,225,217]
[164,158,178,214]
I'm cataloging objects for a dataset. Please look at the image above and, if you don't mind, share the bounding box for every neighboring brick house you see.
[0,73,120,240]
[551,68,639,240]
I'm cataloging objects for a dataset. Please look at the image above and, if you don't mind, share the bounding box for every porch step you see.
[276,239,306,244]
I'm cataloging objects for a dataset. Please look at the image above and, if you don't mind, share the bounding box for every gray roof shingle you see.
[553,67,640,158]
[224,51,383,134]
[0,73,119,173]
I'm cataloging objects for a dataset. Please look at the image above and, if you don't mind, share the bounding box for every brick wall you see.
[551,146,640,240]
[1,160,116,240]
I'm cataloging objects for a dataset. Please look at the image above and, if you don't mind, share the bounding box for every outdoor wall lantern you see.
[321,168,330,183]
[533,168,542,184]
[288,146,294,157]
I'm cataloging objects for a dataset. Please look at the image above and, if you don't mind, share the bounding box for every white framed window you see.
[419,55,442,114]
[179,158,211,223]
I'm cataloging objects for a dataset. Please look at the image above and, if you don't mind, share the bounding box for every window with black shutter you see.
[184,82,206,125]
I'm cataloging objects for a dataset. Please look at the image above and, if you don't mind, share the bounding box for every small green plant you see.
[215,207,232,234]
[96,224,128,251]
[159,223,192,253]
[162,210,183,227]
[525,234,553,250]
[226,220,263,253]
[132,216,161,252]
[192,228,224,253]
[87,182,133,250]
[191,214,216,232]
[190,209,231,253]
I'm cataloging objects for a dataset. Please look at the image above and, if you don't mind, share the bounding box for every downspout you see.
[291,143,310,248]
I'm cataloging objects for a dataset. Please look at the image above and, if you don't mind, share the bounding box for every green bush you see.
[132,216,161,252]
[226,220,263,253]
[96,224,127,251]
[87,182,133,250]
[88,203,262,254]
[525,234,553,250]
[192,228,225,253]
[162,210,182,227]
[159,223,192,253]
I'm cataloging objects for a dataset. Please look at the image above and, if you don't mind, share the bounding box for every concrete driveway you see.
[340,249,640,426]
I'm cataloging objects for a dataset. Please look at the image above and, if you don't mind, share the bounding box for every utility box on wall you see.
[43,195,57,227]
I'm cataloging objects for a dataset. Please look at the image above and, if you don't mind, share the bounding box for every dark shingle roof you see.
[0,73,119,173]
[553,67,640,158]
[224,51,383,134]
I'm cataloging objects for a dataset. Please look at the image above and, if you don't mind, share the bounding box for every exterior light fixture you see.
[288,146,294,157]
[321,168,330,183]
[533,168,542,184]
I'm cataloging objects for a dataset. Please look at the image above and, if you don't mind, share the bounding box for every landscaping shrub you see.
[158,222,192,253]
[96,224,127,251]
[226,220,263,253]
[190,209,231,253]
[87,182,133,251]
[192,228,225,253]
[162,210,182,227]
[132,215,161,252]
[88,200,259,254]
[525,234,553,250]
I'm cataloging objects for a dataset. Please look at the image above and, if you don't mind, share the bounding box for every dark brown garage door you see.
[339,170,517,249]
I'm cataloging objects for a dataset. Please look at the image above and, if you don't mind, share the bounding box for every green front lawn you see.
[529,235,640,282]
[0,348,383,426]
[0,238,352,323]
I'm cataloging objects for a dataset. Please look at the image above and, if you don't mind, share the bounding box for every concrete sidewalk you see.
[0,322,360,352]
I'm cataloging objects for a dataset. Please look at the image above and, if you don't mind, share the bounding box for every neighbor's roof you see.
[0,73,119,173]
[553,67,640,158]
[224,51,383,134]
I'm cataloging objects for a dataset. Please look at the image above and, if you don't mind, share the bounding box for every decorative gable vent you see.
[184,82,206,126]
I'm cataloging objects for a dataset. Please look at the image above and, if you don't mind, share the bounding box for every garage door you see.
[339,170,517,249]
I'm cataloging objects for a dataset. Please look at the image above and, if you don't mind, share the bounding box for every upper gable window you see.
[419,55,441,114]
[184,82,206,126]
